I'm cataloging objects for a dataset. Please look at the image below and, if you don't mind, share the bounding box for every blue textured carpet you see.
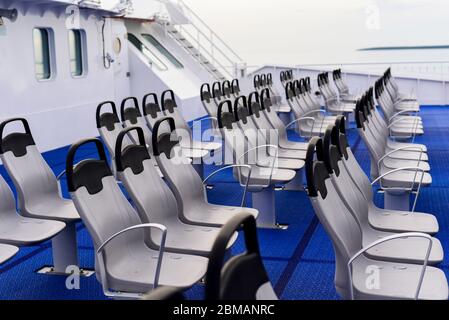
[0,106,448,300]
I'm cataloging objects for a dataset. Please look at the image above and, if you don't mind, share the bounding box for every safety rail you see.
[155,0,246,80]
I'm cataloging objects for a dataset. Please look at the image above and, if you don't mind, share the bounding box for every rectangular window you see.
[128,33,168,71]
[33,28,51,80]
[69,29,84,77]
[142,34,184,69]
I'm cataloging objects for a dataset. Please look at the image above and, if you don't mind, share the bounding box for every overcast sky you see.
[102,0,449,66]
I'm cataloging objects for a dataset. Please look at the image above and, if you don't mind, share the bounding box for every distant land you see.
[359,45,449,51]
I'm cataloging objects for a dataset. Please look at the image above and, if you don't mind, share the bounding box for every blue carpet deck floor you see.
[0,106,448,300]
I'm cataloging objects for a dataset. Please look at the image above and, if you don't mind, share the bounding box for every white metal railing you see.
[247,61,449,81]
[246,61,449,105]
[157,0,246,79]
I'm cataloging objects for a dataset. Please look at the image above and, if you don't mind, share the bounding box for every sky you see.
[102,0,449,66]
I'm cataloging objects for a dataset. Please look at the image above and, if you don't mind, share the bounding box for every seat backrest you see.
[234,96,254,131]
[205,213,277,300]
[161,90,193,148]
[120,97,153,148]
[142,93,166,131]
[231,79,241,97]
[212,82,224,104]
[218,100,249,172]
[304,77,322,109]
[152,117,207,215]
[267,73,273,87]
[96,101,131,158]
[161,90,190,132]
[0,118,61,213]
[306,138,362,297]
[260,74,268,88]
[355,100,383,162]
[200,83,218,118]
[115,126,179,247]
[253,74,261,90]
[222,80,233,99]
[67,138,143,268]
[323,125,369,227]
[332,116,373,204]
[248,92,275,133]
[260,88,288,138]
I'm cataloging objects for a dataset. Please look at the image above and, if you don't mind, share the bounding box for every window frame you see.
[141,34,184,69]
[32,27,56,82]
[68,29,88,78]
[127,33,168,71]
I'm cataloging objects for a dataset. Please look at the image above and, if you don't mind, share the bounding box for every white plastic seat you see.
[364,89,427,152]
[231,98,304,171]
[0,244,18,264]
[305,138,448,300]
[66,138,207,298]
[200,83,218,119]
[318,73,355,114]
[114,126,237,257]
[355,99,430,179]
[374,80,423,137]
[259,88,308,151]
[96,101,133,171]
[243,92,307,160]
[161,90,221,153]
[334,116,438,234]
[0,175,65,245]
[217,100,296,228]
[284,82,329,137]
[322,125,442,265]
[332,69,358,101]
[351,257,447,300]
[0,118,80,273]
[231,79,241,99]
[151,117,259,228]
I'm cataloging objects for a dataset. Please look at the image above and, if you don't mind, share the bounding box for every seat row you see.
[305,116,447,300]
[0,118,80,273]
[356,85,429,212]
[284,77,338,137]
[97,92,222,179]
[253,73,291,113]
[213,89,312,227]
[66,92,291,298]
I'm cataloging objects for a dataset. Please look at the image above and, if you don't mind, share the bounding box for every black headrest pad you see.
[306,137,330,199]
[120,145,151,175]
[122,108,142,125]
[202,91,212,103]
[221,113,235,130]
[235,107,249,124]
[323,126,341,177]
[1,133,35,157]
[157,132,180,159]
[71,160,113,195]
[163,99,177,113]
[250,102,261,118]
[99,113,120,131]
[262,97,272,112]
[144,103,162,119]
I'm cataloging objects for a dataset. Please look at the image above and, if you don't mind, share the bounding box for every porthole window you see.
[68,29,86,77]
[33,28,52,80]
[113,37,122,54]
